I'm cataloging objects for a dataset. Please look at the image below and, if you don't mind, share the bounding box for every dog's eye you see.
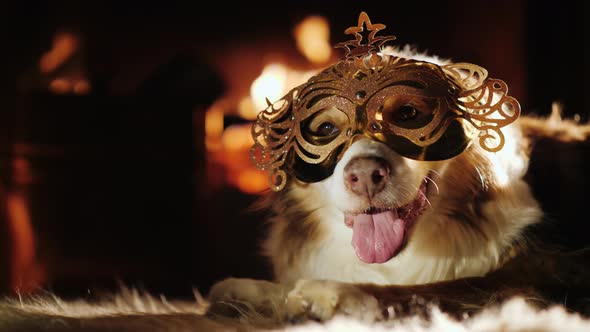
[394,105,418,121]
[314,121,339,137]
[305,108,344,137]
[381,96,436,129]
[302,107,347,143]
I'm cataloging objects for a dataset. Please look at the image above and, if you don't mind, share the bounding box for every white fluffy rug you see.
[280,299,590,332]
[1,289,589,332]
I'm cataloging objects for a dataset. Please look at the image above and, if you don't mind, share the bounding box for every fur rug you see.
[1,289,589,332]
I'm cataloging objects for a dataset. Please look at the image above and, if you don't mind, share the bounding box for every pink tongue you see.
[351,211,405,264]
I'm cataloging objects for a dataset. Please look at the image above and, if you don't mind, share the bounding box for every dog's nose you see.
[344,157,390,197]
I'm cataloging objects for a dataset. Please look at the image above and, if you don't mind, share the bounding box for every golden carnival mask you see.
[251,12,520,191]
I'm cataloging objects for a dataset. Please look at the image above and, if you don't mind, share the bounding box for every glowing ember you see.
[294,16,332,64]
[39,32,79,74]
[6,193,44,293]
[205,103,225,151]
[73,79,91,95]
[49,78,72,94]
[48,78,91,95]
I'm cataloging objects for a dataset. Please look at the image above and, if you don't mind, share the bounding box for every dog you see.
[207,12,590,323]
[1,12,589,332]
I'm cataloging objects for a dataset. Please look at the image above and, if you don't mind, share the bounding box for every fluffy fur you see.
[208,51,590,323]
[1,52,589,331]
[263,49,540,287]
[1,290,590,331]
[264,124,541,286]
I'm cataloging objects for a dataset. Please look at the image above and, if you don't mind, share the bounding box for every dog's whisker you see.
[419,190,433,209]
[428,169,441,178]
[425,176,440,195]
[474,166,487,191]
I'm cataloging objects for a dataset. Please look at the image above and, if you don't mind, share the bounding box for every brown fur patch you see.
[439,148,496,239]
[255,191,324,282]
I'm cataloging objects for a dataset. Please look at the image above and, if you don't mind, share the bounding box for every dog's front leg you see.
[207,278,289,318]
[284,275,542,322]
[284,279,382,322]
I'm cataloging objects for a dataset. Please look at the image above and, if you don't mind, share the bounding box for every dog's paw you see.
[284,279,383,322]
[207,278,287,318]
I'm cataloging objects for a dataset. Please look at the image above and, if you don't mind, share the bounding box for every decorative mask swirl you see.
[251,12,520,191]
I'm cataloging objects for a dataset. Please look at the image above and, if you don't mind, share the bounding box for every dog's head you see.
[252,13,529,272]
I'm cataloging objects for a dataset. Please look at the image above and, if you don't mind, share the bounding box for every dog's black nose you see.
[344,157,390,198]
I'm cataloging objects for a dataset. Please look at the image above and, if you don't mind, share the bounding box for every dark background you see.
[0,0,588,300]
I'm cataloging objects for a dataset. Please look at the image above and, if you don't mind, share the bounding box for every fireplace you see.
[0,0,586,299]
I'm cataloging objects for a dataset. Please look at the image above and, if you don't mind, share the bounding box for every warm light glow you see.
[218,124,268,193]
[73,80,91,94]
[39,32,79,74]
[485,125,525,188]
[205,103,225,151]
[6,192,44,293]
[294,16,332,64]
[49,78,72,94]
[250,64,288,111]
[250,63,317,112]
[237,96,258,120]
[12,157,32,184]
[222,124,254,151]
[209,17,330,194]
[236,168,269,194]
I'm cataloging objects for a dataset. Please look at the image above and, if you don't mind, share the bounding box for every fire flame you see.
[250,64,288,112]
[205,16,330,194]
[294,16,332,64]
[250,63,316,115]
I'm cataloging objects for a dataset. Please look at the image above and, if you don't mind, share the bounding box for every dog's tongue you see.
[350,211,405,264]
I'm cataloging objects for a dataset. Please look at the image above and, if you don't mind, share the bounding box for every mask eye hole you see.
[381,96,437,129]
[313,121,339,136]
[394,105,418,121]
[302,107,348,143]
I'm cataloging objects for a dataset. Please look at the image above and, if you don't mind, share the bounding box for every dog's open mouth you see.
[344,180,429,264]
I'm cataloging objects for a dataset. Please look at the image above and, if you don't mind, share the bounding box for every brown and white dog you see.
[2,11,589,332]
[207,49,590,322]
